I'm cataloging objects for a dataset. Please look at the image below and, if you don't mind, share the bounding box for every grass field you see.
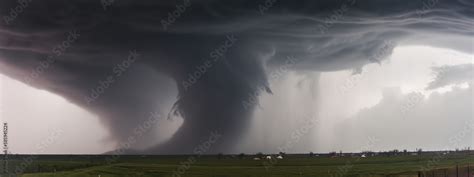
[2,152,472,177]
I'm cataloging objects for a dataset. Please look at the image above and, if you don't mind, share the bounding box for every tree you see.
[217,153,224,159]
[238,153,245,159]
[417,148,423,155]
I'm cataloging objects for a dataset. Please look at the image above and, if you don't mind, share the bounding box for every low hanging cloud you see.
[0,0,472,153]
[427,64,474,90]
[335,85,473,152]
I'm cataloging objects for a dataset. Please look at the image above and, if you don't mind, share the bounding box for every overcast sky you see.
[1,45,472,154]
[0,0,472,154]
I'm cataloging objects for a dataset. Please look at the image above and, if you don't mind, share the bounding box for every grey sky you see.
[2,45,472,154]
[0,0,472,154]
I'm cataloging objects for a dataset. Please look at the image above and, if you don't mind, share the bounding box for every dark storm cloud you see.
[427,64,473,90]
[0,0,472,153]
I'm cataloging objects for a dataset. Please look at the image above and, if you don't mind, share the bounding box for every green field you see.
[3,152,473,177]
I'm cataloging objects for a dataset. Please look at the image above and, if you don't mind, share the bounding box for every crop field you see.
[1,152,472,177]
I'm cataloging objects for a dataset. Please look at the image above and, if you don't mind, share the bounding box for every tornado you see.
[0,0,472,154]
